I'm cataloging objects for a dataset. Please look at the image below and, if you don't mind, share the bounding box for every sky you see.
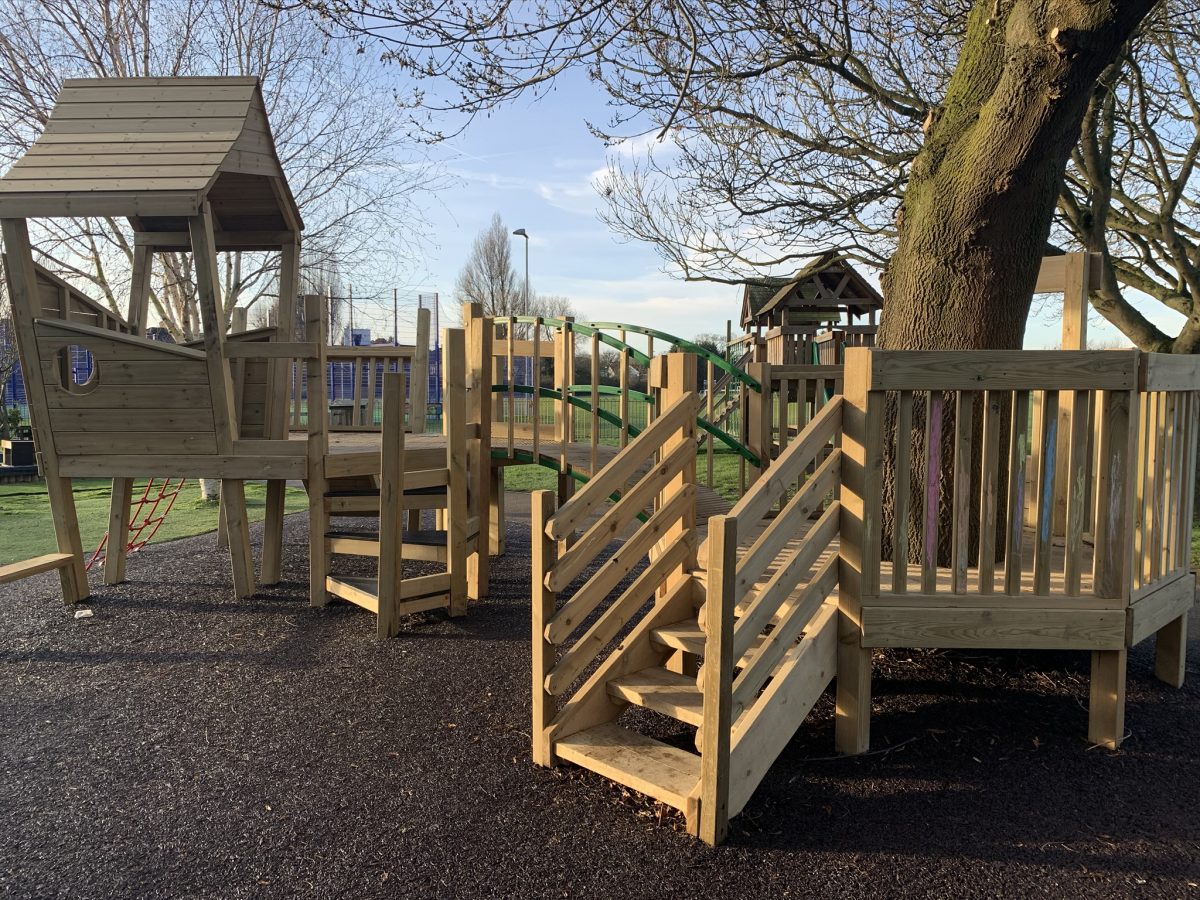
[357,69,1185,352]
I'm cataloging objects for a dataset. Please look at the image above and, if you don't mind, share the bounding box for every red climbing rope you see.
[86,478,188,571]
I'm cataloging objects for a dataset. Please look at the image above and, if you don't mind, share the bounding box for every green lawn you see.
[0,479,307,565]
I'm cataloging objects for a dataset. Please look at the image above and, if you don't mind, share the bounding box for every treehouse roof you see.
[741,252,883,328]
[0,76,302,243]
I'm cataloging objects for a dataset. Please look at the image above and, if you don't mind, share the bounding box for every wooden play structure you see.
[2,76,1197,851]
[0,77,480,634]
[529,253,1199,845]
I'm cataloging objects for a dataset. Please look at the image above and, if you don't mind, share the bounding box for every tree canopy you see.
[296,0,1184,350]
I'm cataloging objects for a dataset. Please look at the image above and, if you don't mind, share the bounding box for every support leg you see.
[1154,612,1188,689]
[260,480,286,585]
[1089,648,1128,749]
[215,488,229,550]
[835,610,871,755]
[220,479,255,599]
[489,465,505,555]
[104,477,133,585]
[46,475,88,603]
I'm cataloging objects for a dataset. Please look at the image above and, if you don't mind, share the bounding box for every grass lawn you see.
[0,479,308,566]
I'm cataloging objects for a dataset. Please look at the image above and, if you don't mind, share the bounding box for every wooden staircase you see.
[532,353,847,844]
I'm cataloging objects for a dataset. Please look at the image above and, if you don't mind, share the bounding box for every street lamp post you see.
[512,227,529,316]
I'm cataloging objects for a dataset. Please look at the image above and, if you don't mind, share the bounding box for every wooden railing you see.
[1134,355,1200,595]
[698,396,844,831]
[531,389,701,763]
[814,326,877,364]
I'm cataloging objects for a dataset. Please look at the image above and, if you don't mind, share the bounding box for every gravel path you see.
[1,499,1198,899]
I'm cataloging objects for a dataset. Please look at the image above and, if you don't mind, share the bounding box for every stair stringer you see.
[725,598,838,818]
[549,573,700,750]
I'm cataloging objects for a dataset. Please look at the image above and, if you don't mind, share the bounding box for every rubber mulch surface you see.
[1,509,1198,899]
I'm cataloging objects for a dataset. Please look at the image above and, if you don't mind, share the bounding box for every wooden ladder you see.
[314,367,470,638]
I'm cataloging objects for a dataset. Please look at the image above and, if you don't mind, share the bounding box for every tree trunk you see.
[880,0,1158,351]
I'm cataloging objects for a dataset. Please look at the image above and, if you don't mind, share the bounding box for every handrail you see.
[547,391,700,541]
[489,384,642,437]
[509,315,762,392]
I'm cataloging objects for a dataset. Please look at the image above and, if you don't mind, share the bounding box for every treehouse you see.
[735,252,883,366]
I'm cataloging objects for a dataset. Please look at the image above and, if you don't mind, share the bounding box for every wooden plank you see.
[860,606,1126,650]
[893,390,913,593]
[699,515,736,846]
[531,490,557,766]
[872,590,1124,610]
[55,453,304,479]
[978,391,1002,594]
[835,348,878,755]
[35,318,205,359]
[1033,390,1059,594]
[1140,352,1200,391]
[1004,391,1030,595]
[921,391,943,593]
[1093,390,1136,599]
[544,484,696,644]
[42,407,215,432]
[735,449,841,601]
[545,533,693,696]
[868,350,1138,392]
[554,723,699,811]
[1154,611,1189,689]
[727,600,837,819]
[1126,571,1196,646]
[0,553,74,585]
[547,392,699,541]
[1088,649,1127,749]
[607,668,703,726]
[550,439,696,592]
[375,370,406,639]
[53,431,218,456]
[444,328,470,616]
[950,392,973,592]
[734,501,841,659]
[729,396,843,529]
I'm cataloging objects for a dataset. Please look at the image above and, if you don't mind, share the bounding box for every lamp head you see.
[512,228,528,238]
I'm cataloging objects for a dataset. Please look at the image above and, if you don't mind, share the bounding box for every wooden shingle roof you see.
[740,252,883,327]
[0,76,302,235]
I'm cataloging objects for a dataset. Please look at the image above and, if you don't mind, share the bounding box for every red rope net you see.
[86,478,188,572]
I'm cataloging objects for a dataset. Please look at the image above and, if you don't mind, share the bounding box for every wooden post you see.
[1090,379,1138,748]
[836,347,878,755]
[531,489,557,766]
[698,514,736,846]
[746,361,771,484]
[261,236,300,585]
[0,218,88,603]
[411,306,431,432]
[462,302,491,600]
[1054,252,1091,535]
[189,203,253,598]
[444,328,469,616]
[305,295,330,607]
[377,370,406,639]
[126,244,153,336]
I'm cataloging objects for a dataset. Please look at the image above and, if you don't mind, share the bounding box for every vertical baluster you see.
[1063,389,1091,595]
[508,317,515,457]
[706,358,715,488]
[951,391,973,593]
[893,390,913,593]
[1004,390,1030,595]
[978,391,1002,594]
[921,391,944,593]
[590,330,600,475]
[532,318,542,462]
[1033,390,1059,594]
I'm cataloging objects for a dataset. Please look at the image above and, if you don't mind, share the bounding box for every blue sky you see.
[371,72,1182,352]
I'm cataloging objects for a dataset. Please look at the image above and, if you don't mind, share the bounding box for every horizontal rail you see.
[489,384,643,437]
[546,392,700,541]
[864,350,1139,391]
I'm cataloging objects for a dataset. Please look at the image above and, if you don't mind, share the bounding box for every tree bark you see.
[880,0,1159,351]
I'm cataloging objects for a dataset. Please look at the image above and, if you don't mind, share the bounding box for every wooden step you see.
[652,620,705,655]
[325,573,451,615]
[554,722,700,811]
[651,620,768,668]
[607,667,703,726]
